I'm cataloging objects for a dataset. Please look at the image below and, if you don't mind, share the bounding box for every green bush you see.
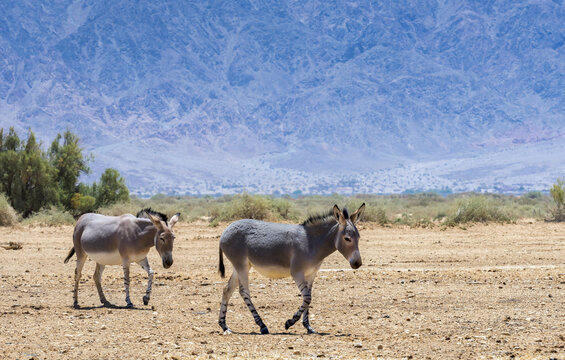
[445,196,513,225]
[23,206,75,226]
[360,206,389,225]
[0,193,18,226]
[549,178,565,221]
[223,193,271,221]
[70,193,96,215]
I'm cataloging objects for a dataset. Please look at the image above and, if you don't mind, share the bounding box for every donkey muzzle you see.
[162,256,173,269]
[349,251,362,269]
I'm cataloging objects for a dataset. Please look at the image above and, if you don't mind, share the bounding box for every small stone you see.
[101,325,107,330]
[354,343,363,348]
[377,345,383,350]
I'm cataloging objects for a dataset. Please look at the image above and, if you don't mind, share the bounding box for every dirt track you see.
[1,220,565,359]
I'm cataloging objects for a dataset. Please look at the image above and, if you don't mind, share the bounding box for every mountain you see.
[1,0,564,195]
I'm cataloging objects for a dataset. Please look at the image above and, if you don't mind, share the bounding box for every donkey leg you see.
[285,273,313,332]
[302,279,316,334]
[218,271,238,334]
[238,269,269,334]
[122,261,134,308]
[301,273,318,333]
[137,257,154,306]
[93,263,111,307]
[72,253,87,308]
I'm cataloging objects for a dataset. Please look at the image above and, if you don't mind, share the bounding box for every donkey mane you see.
[137,208,168,222]
[301,207,349,227]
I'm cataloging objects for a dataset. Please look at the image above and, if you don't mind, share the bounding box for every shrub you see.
[445,196,513,225]
[223,193,271,221]
[360,206,389,225]
[0,193,18,226]
[23,206,75,226]
[70,193,96,215]
[549,178,565,221]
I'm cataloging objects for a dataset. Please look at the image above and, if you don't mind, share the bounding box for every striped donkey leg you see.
[72,254,87,308]
[137,257,154,306]
[302,278,316,334]
[285,273,313,333]
[218,271,238,334]
[93,263,111,307]
[238,269,269,334]
[122,261,134,308]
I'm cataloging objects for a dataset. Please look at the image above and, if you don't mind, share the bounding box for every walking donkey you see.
[64,208,180,308]
[218,203,365,334]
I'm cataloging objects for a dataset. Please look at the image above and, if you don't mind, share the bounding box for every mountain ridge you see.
[1,0,564,194]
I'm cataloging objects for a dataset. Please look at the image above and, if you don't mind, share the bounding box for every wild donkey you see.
[218,203,365,334]
[64,208,180,308]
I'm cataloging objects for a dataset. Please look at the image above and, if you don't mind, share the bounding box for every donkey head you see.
[333,203,365,269]
[146,212,180,269]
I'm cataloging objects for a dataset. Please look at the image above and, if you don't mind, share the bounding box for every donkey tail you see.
[218,247,225,278]
[64,247,75,264]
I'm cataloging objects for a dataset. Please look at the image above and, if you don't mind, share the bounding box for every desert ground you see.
[1,220,564,359]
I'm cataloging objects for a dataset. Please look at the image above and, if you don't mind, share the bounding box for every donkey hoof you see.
[143,296,150,305]
[126,302,134,309]
[260,326,269,334]
[285,319,294,330]
[102,301,112,308]
[223,328,233,335]
[73,301,80,309]
[306,327,317,334]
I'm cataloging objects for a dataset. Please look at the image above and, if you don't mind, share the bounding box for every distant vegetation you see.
[0,127,129,225]
[0,126,560,227]
[85,190,553,229]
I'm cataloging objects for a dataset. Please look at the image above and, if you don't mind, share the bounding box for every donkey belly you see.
[88,250,149,266]
[251,263,291,279]
[88,250,123,265]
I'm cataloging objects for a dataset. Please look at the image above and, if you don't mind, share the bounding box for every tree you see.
[0,127,22,200]
[13,131,57,216]
[49,130,91,208]
[0,129,57,216]
[95,168,129,207]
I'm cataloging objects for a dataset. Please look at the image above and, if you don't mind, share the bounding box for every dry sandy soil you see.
[1,220,565,359]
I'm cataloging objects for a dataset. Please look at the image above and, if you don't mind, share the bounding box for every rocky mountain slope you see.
[1,0,564,194]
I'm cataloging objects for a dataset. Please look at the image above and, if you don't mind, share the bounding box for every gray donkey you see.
[64,208,180,309]
[218,203,365,334]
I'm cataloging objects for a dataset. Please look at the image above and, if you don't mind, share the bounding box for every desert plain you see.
[1,220,564,359]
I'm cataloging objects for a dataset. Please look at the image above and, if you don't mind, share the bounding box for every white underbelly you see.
[88,250,148,266]
[251,264,291,279]
[89,250,123,265]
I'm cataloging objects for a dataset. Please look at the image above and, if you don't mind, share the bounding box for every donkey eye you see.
[344,236,352,243]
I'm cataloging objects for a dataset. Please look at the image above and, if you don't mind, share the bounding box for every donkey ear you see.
[333,204,347,226]
[147,213,164,231]
[350,203,365,224]
[168,213,180,229]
